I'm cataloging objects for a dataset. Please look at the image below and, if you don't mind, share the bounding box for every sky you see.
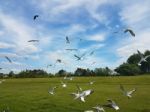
[0,0,150,73]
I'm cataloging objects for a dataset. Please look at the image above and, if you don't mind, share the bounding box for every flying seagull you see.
[65,49,78,51]
[56,59,62,63]
[33,15,39,20]
[5,56,12,63]
[66,36,70,43]
[103,99,119,110]
[74,53,86,61]
[48,86,57,95]
[137,50,150,66]
[124,29,135,37]
[92,105,105,112]
[71,89,94,102]
[120,85,136,98]
[28,40,39,42]
[47,64,53,68]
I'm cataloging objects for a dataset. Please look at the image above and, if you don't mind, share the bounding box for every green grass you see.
[0,75,150,112]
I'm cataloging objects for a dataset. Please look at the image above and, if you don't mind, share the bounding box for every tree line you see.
[0,50,150,78]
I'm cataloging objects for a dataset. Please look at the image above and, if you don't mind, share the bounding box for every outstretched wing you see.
[5,56,12,63]
[128,88,136,95]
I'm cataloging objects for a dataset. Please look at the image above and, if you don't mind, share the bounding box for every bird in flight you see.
[48,86,57,95]
[71,89,94,102]
[120,85,136,99]
[5,56,12,63]
[103,99,119,110]
[74,53,86,61]
[33,15,39,20]
[92,105,105,112]
[137,50,150,66]
[66,36,70,43]
[65,49,78,51]
[124,28,135,37]
[28,40,39,42]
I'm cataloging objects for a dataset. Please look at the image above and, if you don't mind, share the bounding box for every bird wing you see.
[137,50,143,58]
[120,85,126,93]
[80,96,85,102]
[5,56,12,63]
[76,84,82,92]
[145,55,150,59]
[129,30,135,37]
[66,36,70,43]
[128,88,136,95]
[74,55,80,60]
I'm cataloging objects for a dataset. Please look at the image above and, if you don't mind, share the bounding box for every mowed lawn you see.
[0,75,150,112]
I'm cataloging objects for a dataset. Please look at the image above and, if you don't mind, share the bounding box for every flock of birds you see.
[47,75,136,112]
[0,14,149,112]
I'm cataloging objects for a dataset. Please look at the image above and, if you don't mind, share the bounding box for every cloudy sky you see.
[0,0,150,73]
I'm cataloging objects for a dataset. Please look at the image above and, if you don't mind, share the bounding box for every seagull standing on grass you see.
[92,105,105,112]
[120,85,136,98]
[48,86,57,95]
[103,99,119,110]
[137,50,150,66]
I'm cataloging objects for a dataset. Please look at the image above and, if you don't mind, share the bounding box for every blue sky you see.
[0,0,150,73]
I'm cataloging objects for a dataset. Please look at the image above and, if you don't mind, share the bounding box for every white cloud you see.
[87,33,107,42]
[0,42,15,49]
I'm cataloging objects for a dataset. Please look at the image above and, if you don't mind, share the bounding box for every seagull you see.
[28,40,39,42]
[48,86,57,95]
[120,85,136,98]
[72,89,94,102]
[137,50,150,66]
[89,81,95,85]
[65,49,78,51]
[33,15,39,20]
[124,28,135,37]
[103,99,119,110]
[56,59,62,63]
[74,53,86,61]
[61,81,67,88]
[92,105,105,112]
[66,36,70,43]
[5,56,12,63]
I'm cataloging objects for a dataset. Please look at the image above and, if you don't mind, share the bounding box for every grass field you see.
[0,75,150,112]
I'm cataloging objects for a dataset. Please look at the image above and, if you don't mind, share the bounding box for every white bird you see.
[61,81,67,88]
[120,85,136,98]
[92,105,105,112]
[137,50,150,66]
[72,89,94,102]
[48,86,57,95]
[103,99,119,110]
